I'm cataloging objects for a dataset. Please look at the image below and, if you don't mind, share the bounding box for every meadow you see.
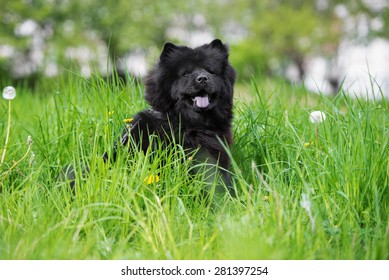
[0,73,388,259]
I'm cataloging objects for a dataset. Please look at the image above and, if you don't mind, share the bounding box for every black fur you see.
[106,39,236,195]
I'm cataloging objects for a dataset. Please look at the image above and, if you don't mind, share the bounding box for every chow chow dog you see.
[105,39,236,195]
[62,39,236,197]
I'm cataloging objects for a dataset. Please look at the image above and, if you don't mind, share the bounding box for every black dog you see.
[104,39,236,195]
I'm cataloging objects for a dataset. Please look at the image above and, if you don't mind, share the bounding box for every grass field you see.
[0,73,388,259]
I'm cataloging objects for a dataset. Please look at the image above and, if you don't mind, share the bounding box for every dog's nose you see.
[196,74,209,83]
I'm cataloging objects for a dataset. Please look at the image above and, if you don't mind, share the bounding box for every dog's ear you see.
[210,39,227,53]
[160,42,179,62]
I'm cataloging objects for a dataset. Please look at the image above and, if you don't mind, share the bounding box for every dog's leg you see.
[191,148,234,198]
[57,162,89,191]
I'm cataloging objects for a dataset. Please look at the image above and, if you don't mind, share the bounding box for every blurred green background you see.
[1,0,389,94]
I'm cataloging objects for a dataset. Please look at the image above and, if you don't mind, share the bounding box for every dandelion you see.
[2,86,16,100]
[29,152,36,167]
[123,118,134,123]
[144,174,160,185]
[303,141,315,148]
[309,111,326,124]
[27,135,33,146]
[309,110,326,146]
[1,86,17,167]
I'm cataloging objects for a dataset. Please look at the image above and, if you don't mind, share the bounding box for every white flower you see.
[309,110,326,124]
[29,152,36,167]
[2,86,16,100]
[27,135,33,146]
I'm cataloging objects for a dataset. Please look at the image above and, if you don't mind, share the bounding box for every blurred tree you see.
[0,0,185,81]
[218,0,386,82]
[0,0,69,81]
[229,39,270,80]
[1,0,388,84]
[382,8,389,36]
[366,0,389,40]
[231,0,341,82]
[73,0,181,57]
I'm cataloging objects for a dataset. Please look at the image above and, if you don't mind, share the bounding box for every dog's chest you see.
[182,128,217,147]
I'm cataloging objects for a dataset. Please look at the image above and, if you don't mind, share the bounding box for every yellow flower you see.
[108,110,114,116]
[144,175,160,185]
[303,141,315,148]
[123,118,134,123]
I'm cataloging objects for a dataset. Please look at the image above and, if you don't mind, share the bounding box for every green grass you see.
[0,73,388,260]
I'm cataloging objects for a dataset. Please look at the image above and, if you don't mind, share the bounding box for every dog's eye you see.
[183,72,191,77]
[208,69,215,75]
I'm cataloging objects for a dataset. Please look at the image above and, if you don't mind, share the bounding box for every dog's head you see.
[145,39,236,123]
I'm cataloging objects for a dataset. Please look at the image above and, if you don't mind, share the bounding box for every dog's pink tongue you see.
[193,96,209,108]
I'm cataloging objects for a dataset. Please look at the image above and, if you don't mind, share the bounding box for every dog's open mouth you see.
[192,95,209,109]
